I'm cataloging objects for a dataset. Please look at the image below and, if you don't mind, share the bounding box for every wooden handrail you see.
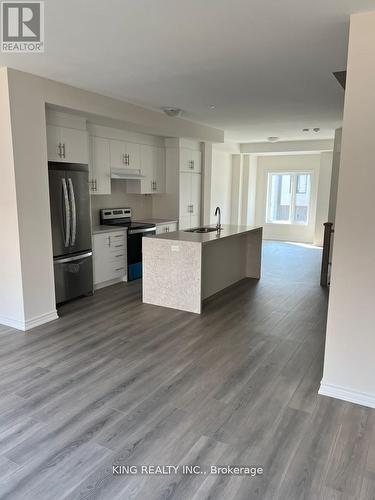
[321,222,334,287]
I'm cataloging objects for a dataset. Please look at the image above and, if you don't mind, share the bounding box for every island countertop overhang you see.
[146,224,262,245]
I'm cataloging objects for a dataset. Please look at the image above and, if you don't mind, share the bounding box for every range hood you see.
[111,168,145,180]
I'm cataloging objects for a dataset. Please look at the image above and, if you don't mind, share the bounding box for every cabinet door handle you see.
[114,244,123,248]
[115,267,125,272]
[58,143,62,158]
[115,254,124,258]
[191,160,194,170]
[62,143,66,159]
[125,153,130,166]
[108,236,111,247]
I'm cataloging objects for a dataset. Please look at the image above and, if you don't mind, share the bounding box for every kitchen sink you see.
[185,227,218,233]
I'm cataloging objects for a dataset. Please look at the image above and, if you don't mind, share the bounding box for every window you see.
[266,172,311,225]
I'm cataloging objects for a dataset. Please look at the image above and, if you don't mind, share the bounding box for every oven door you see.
[127,228,156,281]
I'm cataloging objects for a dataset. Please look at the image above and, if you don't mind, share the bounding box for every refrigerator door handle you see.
[61,178,70,248]
[68,178,77,246]
[54,251,93,264]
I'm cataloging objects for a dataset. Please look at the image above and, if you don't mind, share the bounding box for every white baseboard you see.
[319,382,375,409]
[0,310,58,332]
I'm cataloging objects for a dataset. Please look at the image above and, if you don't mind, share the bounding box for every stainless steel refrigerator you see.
[48,162,93,304]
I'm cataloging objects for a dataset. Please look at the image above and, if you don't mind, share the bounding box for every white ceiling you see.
[1,0,375,142]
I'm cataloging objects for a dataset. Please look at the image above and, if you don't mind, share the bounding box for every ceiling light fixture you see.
[313,128,320,132]
[267,136,279,142]
[161,107,182,117]
[303,128,310,132]
[209,105,216,109]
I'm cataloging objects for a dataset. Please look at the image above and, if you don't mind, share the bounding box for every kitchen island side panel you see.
[201,228,262,300]
[246,227,263,279]
[142,238,202,314]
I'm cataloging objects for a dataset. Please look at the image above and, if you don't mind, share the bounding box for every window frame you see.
[265,171,312,226]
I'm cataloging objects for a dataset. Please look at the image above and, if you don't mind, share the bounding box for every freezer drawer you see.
[54,252,93,304]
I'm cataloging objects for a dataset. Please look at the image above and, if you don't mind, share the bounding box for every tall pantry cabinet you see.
[160,139,202,231]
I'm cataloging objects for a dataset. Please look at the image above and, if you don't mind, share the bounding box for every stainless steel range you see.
[100,208,156,281]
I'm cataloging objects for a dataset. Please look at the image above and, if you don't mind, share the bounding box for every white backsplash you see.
[90,180,153,225]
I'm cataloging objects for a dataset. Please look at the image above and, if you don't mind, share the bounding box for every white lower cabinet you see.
[93,231,127,288]
[155,222,177,235]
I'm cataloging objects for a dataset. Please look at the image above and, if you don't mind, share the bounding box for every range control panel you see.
[101,208,132,220]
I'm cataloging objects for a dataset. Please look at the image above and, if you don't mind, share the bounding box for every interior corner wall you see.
[0,68,25,328]
[230,155,242,225]
[328,128,342,224]
[241,155,258,226]
[7,69,57,328]
[210,146,233,224]
[314,152,333,246]
[320,11,375,408]
[202,142,213,225]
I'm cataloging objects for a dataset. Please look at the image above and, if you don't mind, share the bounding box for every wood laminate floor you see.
[0,241,374,500]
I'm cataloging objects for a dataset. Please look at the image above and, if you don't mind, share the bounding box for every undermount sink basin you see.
[185,227,218,233]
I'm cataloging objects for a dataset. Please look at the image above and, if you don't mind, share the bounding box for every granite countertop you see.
[149,225,262,245]
[92,225,128,235]
[135,218,178,226]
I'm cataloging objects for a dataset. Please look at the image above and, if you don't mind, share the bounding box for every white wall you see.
[6,68,58,330]
[255,154,322,243]
[314,152,333,246]
[320,11,375,408]
[0,68,25,329]
[209,146,235,224]
[240,139,334,154]
[90,182,153,226]
[328,128,342,224]
[242,155,258,226]
[0,67,223,330]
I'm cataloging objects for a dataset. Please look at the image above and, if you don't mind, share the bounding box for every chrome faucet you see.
[215,206,222,231]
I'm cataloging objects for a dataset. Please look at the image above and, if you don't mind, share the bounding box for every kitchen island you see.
[142,225,263,313]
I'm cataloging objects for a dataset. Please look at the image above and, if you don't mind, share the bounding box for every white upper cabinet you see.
[46,125,88,164]
[180,148,202,173]
[89,137,111,195]
[127,145,165,194]
[109,139,141,170]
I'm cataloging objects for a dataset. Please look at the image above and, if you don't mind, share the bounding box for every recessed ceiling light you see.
[313,127,320,132]
[267,136,279,142]
[303,128,310,132]
[209,105,216,109]
[161,107,182,117]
